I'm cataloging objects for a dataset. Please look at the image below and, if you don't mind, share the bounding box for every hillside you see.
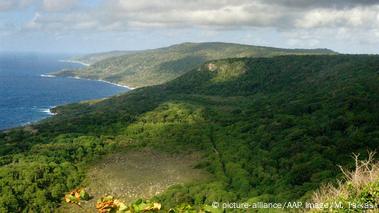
[54,42,336,88]
[69,50,139,65]
[1,55,378,212]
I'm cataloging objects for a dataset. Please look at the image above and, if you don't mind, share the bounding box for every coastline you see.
[2,59,133,132]
[97,79,135,90]
[57,59,135,90]
[59,59,90,67]
[68,76,135,90]
[0,107,57,132]
[14,74,133,131]
[41,74,135,90]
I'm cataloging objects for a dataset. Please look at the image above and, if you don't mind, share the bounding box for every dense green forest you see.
[54,42,335,88]
[1,55,378,212]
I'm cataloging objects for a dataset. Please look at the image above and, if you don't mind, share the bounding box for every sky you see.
[0,0,378,54]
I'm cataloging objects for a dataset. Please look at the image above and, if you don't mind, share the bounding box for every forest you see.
[0,55,378,212]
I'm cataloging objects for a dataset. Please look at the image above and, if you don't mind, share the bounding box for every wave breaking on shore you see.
[68,76,135,90]
[39,108,57,116]
[40,74,56,78]
[40,73,134,90]
[59,59,90,67]
[97,79,135,90]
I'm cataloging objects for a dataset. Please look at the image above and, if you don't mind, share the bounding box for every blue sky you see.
[1,0,379,54]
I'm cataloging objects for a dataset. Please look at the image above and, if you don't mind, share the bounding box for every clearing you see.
[59,149,209,212]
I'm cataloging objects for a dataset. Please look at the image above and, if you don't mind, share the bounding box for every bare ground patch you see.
[59,149,209,212]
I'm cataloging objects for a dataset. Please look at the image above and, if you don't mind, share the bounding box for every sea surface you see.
[0,52,129,130]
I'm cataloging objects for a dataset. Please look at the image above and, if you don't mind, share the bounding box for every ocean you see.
[0,52,129,130]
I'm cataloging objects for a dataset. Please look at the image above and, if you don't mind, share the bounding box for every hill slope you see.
[55,42,336,88]
[69,50,139,65]
[1,55,378,212]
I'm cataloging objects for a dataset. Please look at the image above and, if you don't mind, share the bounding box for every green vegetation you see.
[70,50,139,65]
[54,42,336,88]
[0,55,378,212]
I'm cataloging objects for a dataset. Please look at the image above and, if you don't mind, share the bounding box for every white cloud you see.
[2,0,379,53]
[42,0,78,12]
[11,0,378,34]
[0,0,78,11]
[24,12,99,32]
[296,7,379,29]
[0,0,14,11]
[104,0,283,29]
[0,0,36,11]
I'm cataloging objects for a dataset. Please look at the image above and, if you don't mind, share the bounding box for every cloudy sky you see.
[0,0,378,53]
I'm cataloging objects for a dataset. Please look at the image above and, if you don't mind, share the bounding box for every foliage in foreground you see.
[84,195,217,213]
[64,188,90,205]
[310,152,379,212]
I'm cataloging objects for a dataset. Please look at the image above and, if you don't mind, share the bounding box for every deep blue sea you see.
[0,53,129,130]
